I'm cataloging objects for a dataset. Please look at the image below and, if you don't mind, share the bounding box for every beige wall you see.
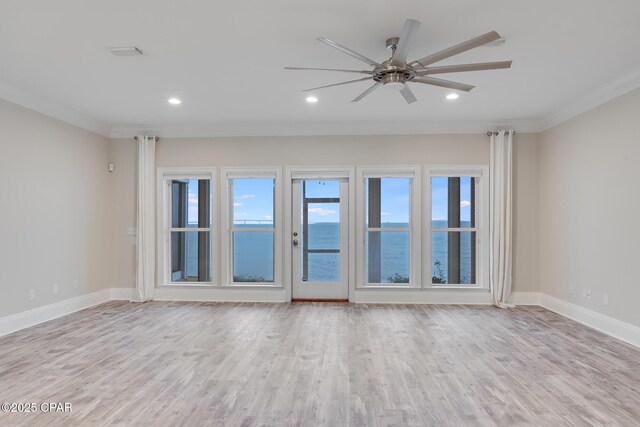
[0,99,111,317]
[110,133,539,293]
[539,88,640,327]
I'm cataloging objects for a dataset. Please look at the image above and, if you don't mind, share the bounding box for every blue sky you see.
[232,178,274,224]
[186,177,472,224]
[431,177,472,222]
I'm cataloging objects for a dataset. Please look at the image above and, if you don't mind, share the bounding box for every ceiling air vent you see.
[107,46,144,56]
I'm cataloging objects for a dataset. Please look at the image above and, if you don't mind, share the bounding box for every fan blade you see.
[351,82,382,102]
[317,37,382,67]
[285,67,372,74]
[392,19,421,63]
[302,77,372,92]
[411,76,475,92]
[399,85,417,104]
[410,31,502,68]
[415,61,512,75]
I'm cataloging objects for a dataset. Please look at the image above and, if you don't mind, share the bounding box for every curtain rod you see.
[486,131,516,136]
[133,136,160,141]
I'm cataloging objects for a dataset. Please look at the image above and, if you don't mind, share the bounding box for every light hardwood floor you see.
[0,301,639,426]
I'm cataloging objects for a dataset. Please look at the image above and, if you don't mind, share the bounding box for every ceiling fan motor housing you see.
[373,64,413,86]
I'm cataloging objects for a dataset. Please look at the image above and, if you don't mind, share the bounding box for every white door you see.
[292,178,349,300]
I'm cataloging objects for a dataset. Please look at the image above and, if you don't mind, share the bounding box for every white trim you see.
[2,289,639,349]
[284,166,356,301]
[0,289,111,337]
[424,165,490,289]
[3,63,639,140]
[156,167,218,287]
[508,291,542,305]
[539,294,640,349]
[220,167,283,287]
[356,166,422,289]
[353,289,492,304]
[153,287,286,302]
[541,64,640,130]
[110,287,137,300]
[109,119,541,139]
[0,80,111,137]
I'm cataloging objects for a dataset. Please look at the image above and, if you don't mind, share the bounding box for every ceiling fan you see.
[285,19,512,104]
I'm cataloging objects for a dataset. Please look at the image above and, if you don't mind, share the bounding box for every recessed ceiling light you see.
[446,93,459,100]
[168,98,182,105]
[306,96,318,103]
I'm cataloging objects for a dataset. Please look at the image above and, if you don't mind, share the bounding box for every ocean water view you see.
[185,221,474,284]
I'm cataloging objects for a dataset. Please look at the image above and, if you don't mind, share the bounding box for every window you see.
[222,168,282,286]
[158,169,216,285]
[426,166,489,288]
[357,167,421,288]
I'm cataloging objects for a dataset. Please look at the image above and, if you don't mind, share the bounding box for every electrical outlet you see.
[585,289,592,300]
[582,288,587,298]
[52,283,58,294]
[603,293,609,306]
[29,289,35,301]
[73,280,79,289]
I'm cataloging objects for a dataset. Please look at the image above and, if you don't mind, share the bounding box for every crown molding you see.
[3,64,640,140]
[0,80,111,137]
[109,119,541,139]
[540,65,640,131]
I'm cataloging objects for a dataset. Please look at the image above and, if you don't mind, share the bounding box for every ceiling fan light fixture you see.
[382,74,407,92]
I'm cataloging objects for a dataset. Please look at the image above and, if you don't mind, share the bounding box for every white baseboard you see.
[110,287,137,301]
[353,289,492,304]
[154,286,287,302]
[539,294,640,349]
[2,288,638,349]
[0,289,111,337]
[509,291,542,305]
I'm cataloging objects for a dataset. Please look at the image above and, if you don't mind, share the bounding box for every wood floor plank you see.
[0,301,639,426]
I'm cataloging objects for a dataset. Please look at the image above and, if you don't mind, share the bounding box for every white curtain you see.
[490,130,514,308]
[135,135,156,302]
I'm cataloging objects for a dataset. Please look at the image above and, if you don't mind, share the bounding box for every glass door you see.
[292,179,348,300]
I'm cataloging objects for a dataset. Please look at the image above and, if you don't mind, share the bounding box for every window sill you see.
[355,285,489,291]
[158,283,216,288]
[222,284,284,289]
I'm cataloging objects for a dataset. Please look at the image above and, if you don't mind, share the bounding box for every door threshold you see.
[291,298,349,303]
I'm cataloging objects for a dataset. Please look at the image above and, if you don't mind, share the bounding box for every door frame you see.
[284,167,356,302]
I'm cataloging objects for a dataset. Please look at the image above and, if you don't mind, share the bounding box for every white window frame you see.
[221,167,283,288]
[157,167,217,287]
[424,165,489,289]
[356,166,421,289]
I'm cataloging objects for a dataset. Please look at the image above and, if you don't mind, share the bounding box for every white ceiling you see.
[1,0,640,137]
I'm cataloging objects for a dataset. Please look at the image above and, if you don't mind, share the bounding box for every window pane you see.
[432,231,476,284]
[366,177,410,228]
[232,178,274,226]
[233,231,274,282]
[171,179,211,228]
[303,180,339,198]
[459,231,476,284]
[431,232,448,283]
[305,252,340,282]
[431,176,475,228]
[366,231,410,284]
[171,231,211,282]
[305,212,340,249]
